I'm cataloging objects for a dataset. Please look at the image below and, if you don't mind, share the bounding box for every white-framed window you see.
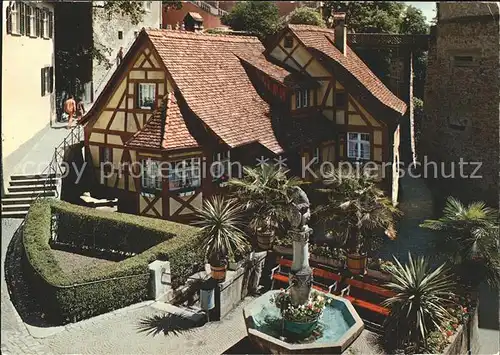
[7,2,21,35]
[212,151,230,182]
[144,1,152,12]
[41,66,53,96]
[42,8,49,38]
[137,83,156,109]
[27,5,35,37]
[295,89,309,109]
[141,159,162,192]
[347,132,370,160]
[168,158,201,192]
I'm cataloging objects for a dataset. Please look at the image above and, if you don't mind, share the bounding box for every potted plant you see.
[420,197,500,289]
[309,243,331,265]
[366,258,394,281]
[228,248,248,271]
[273,233,294,256]
[229,165,302,251]
[271,289,331,338]
[315,168,400,274]
[195,196,249,283]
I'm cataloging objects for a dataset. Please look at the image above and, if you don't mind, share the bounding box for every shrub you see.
[22,199,204,323]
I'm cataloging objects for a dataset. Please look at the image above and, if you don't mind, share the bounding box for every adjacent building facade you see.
[2,1,55,189]
[79,19,406,222]
[421,2,499,207]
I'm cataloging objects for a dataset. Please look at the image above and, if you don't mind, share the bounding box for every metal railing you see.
[187,1,228,17]
[37,124,84,201]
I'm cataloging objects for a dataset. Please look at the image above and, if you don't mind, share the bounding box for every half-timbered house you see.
[79,15,407,222]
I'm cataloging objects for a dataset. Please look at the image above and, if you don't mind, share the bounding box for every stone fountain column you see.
[286,186,314,306]
[289,226,313,306]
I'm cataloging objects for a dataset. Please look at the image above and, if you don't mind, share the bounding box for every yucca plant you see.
[195,196,249,281]
[382,253,455,353]
[228,164,303,249]
[420,197,500,288]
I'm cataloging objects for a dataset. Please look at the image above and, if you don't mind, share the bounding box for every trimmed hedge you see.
[22,199,204,323]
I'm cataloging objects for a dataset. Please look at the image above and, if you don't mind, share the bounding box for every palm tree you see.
[420,197,500,288]
[228,164,302,250]
[382,253,455,353]
[314,167,400,256]
[195,196,249,281]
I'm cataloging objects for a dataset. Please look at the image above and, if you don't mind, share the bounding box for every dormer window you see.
[295,89,310,109]
[284,35,294,48]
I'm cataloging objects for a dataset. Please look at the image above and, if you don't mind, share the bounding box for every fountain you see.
[243,187,364,354]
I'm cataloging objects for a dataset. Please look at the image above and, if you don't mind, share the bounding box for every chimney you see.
[333,12,346,55]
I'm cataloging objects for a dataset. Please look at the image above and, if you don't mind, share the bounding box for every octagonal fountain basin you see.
[243,290,364,354]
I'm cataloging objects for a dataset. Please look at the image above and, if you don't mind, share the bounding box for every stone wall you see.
[421,3,500,207]
[444,306,479,355]
[91,2,161,96]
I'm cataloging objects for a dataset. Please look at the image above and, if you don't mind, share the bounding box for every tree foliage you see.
[288,7,326,27]
[314,168,401,254]
[322,1,430,97]
[102,1,146,25]
[221,1,280,39]
[420,197,500,288]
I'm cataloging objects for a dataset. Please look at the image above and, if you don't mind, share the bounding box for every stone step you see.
[10,173,58,180]
[1,204,31,212]
[1,210,27,218]
[9,178,58,186]
[3,190,56,199]
[8,184,57,193]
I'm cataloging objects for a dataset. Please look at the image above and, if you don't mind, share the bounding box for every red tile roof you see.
[126,93,199,151]
[145,29,284,154]
[287,24,407,115]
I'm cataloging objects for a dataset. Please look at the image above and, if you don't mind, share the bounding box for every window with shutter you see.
[6,5,12,34]
[41,68,46,96]
[49,67,54,93]
[19,2,25,35]
[48,11,53,38]
[10,2,20,35]
[35,7,40,37]
[42,9,49,38]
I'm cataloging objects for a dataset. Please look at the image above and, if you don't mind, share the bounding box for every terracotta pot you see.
[210,263,227,283]
[347,253,367,274]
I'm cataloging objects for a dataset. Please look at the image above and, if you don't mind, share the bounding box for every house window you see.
[168,158,201,192]
[347,132,370,160]
[144,1,152,12]
[141,159,162,193]
[42,9,49,38]
[137,83,156,109]
[284,35,294,48]
[19,2,25,35]
[118,30,123,40]
[335,92,347,109]
[48,10,53,38]
[40,66,53,96]
[295,89,309,109]
[212,151,230,182]
[452,55,475,67]
[27,5,35,37]
[35,7,41,37]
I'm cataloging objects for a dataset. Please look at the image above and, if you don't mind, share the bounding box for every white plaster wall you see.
[91,2,162,97]
[1,1,55,159]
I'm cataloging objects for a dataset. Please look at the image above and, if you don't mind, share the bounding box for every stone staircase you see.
[2,174,59,218]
